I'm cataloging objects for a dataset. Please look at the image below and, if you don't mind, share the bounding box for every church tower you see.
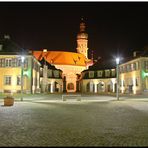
[76,18,88,58]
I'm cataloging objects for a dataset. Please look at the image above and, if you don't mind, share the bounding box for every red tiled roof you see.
[33,51,92,66]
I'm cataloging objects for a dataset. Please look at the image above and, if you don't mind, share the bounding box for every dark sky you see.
[0,2,148,61]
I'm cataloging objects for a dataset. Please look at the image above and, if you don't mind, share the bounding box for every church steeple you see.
[80,18,86,32]
[76,18,88,58]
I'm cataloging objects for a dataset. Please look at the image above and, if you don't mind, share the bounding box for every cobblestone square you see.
[0,94,148,146]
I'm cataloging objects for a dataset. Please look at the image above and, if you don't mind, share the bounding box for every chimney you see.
[4,34,10,39]
[133,51,137,57]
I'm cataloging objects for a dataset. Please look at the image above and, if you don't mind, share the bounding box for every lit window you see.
[144,61,148,70]
[89,71,94,78]
[24,58,28,69]
[53,70,59,78]
[0,59,2,67]
[1,59,5,67]
[5,58,12,67]
[4,76,11,85]
[105,70,110,77]
[127,65,131,72]
[97,71,103,77]
[17,76,21,85]
[136,62,139,70]
[17,58,21,67]
[12,58,17,67]
[111,69,115,76]
[119,67,122,73]
[48,70,52,78]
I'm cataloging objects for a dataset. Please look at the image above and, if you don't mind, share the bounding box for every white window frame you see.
[5,58,12,67]
[4,76,11,85]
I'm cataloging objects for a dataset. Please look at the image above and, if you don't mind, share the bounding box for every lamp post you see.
[116,58,120,101]
[21,56,25,101]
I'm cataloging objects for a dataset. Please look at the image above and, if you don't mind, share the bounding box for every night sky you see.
[0,2,148,62]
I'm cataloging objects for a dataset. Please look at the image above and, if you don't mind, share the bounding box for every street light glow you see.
[21,56,25,101]
[116,57,120,101]
[116,58,120,65]
[21,56,25,62]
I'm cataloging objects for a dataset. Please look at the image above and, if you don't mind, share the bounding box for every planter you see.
[4,96,14,106]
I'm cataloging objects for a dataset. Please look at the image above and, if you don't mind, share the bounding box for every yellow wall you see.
[0,67,21,92]
[0,54,40,94]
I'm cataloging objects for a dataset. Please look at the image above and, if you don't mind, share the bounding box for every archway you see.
[54,81,60,92]
[97,81,105,92]
[107,81,113,92]
[86,82,94,93]
[67,83,74,90]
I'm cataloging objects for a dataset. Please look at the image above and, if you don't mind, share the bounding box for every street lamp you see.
[21,56,25,101]
[116,58,120,101]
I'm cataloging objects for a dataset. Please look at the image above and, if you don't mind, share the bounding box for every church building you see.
[33,19,93,93]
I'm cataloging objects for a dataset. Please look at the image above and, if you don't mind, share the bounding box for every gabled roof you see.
[33,51,92,66]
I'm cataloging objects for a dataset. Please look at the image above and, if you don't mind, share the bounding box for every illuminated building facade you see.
[81,52,148,95]
[119,56,148,95]
[80,66,117,93]
[0,52,40,94]
[0,20,148,95]
[33,19,93,93]
[39,59,63,93]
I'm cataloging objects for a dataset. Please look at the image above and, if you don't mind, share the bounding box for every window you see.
[89,71,94,78]
[111,69,115,76]
[123,65,126,73]
[105,70,110,77]
[17,76,21,85]
[53,70,59,78]
[0,59,2,67]
[4,76,11,85]
[136,62,139,70]
[1,58,5,67]
[17,58,21,67]
[24,58,28,69]
[11,58,17,67]
[127,65,131,72]
[48,70,52,78]
[119,67,123,73]
[144,61,148,70]
[97,71,103,77]
[5,58,12,67]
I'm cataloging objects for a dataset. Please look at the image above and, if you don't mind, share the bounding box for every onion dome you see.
[77,18,88,39]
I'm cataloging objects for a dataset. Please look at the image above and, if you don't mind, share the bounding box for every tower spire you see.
[80,18,86,32]
[76,18,88,58]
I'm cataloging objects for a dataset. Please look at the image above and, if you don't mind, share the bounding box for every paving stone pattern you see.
[0,98,148,146]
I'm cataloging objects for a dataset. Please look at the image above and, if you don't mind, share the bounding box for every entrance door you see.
[67,83,74,90]
[129,85,133,94]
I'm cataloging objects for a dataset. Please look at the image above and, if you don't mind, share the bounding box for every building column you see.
[113,82,115,93]
[63,76,67,93]
[94,83,97,93]
[76,81,79,92]
[50,82,54,93]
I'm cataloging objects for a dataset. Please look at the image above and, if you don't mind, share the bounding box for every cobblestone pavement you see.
[1,96,148,146]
